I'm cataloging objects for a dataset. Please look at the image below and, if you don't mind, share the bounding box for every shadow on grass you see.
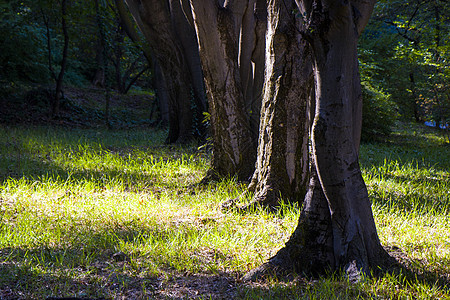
[1,218,449,299]
[0,139,205,192]
[0,246,159,299]
[0,218,236,299]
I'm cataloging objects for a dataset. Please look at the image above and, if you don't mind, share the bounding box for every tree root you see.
[243,242,399,284]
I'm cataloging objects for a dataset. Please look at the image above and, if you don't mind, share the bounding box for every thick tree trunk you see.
[189,0,257,181]
[244,0,393,281]
[125,0,194,143]
[245,0,312,207]
[170,0,207,135]
[249,0,267,138]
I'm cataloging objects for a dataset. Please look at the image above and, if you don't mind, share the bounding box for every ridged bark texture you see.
[244,0,393,281]
[247,0,311,207]
[190,0,263,181]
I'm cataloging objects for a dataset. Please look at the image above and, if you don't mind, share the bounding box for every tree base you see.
[243,243,398,283]
[198,169,222,185]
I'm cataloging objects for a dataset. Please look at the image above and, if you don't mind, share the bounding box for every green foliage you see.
[361,81,397,141]
[0,0,151,94]
[359,0,450,128]
[0,5,49,85]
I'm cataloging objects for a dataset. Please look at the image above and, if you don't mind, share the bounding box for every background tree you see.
[113,0,170,124]
[41,0,70,118]
[125,0,207,143]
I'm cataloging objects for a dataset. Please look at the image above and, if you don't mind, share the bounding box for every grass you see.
[0,122,448,299]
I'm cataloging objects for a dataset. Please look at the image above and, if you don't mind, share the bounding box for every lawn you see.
[0,123,449,299]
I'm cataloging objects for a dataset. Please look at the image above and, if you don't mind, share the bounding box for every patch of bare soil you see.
[153,273,237,299]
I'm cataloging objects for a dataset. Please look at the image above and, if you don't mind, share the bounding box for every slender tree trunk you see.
[52,0,69,118]
[189,0,256,181]
[245,0,393,281]
[92,40,105,87]
[113,21,125,92]
[244,0,312,207]
[94,0,112,129]
[153,60,170,124]
[93,0,107,88]
[409,72,422,122]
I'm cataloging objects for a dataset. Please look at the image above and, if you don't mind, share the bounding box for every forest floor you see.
[0,85,156,129]
[0,86,449,299]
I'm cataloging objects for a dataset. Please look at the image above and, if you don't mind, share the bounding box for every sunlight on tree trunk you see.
[244,0,395,281]
[189,0,261,181]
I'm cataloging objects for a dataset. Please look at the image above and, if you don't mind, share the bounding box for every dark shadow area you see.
[0,247,159,299]
[0,127,203,191]
[0,86,156,129]
[368,174,449,214]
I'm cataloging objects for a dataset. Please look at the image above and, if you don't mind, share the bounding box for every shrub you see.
[361,81,398,141]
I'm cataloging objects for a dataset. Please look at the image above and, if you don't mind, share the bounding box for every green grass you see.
[0,123,449,299]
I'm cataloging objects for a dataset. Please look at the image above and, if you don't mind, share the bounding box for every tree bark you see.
[125,0,196,143]
[170,0,207,135]
[189,0,257,181]
[244,0,312,208]
[249,0,267,138]
[244,0,393,281]
[239,0,267,140]
[153,60,170,124]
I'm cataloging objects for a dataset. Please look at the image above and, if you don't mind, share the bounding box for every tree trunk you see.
[92,40,105,87]
[94,0,112,129]
[153,60,170,124]
[244,0,393,281]
[170,0,207,136]
[52,0,69,118]
[113,20,125,93]
[239,0,266,141]
[243,0,312,208]
[249,0,267,139]
[114,0,170,124]
[125,0,194,143]
[189,0,259,181]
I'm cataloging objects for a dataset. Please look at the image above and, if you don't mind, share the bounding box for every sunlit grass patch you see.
[0,123,449,298]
